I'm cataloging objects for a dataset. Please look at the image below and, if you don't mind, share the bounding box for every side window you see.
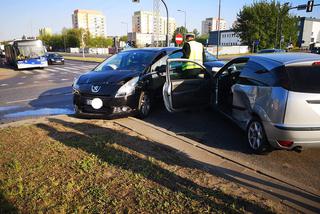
[151,55,167,73]
[238,61,274,86]
[168,51,184,70]
[221,61,248,75]
[169,61,208,80]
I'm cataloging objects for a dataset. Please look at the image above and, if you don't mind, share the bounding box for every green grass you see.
[0,119,287,213]
[63,56,105,63]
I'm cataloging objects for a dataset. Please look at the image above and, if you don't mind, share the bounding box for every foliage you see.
[171,26,188,46]
[196,34,209,45]
[38,28,114,51]
[233,0,299,50]
[192,29,200,38]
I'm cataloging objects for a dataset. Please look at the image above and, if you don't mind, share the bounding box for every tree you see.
[192,29,200,38]
[233,0,299,50]
[196,34,209,45]
[171,26,188,46]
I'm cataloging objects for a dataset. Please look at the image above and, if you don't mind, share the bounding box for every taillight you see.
[312,62,320,66]
[278,140,294,148]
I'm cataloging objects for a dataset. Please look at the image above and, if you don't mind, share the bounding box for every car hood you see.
[204,60,226,67]
[77,70,141,84]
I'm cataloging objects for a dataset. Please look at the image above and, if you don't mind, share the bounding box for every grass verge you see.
[0,117,292,213]
[63,56,105,63]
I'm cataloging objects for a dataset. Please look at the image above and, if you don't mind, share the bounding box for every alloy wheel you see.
[248,121,263,151]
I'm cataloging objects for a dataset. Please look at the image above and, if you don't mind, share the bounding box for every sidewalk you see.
[116,117,320,214]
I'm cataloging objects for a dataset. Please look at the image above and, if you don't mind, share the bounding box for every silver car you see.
[163,53,320,153]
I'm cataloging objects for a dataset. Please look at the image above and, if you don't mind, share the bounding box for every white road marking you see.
[0,84,8,87]
[17,82,24,85]
[6,97,37,104]
[34,69,48,74]
[48,80,54,82]
[21,76,27,79]
[45,68,58,72]
[53,67,69,71]
[33,81,39,84]
[21,70,33,74]
[61,79,69,81]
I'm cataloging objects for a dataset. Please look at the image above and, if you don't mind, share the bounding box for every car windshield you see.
[15,41,46,59]
[48,53,61,57]
[205,51,217,62]
[94,50,157,72]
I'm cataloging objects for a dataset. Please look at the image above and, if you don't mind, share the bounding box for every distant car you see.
[163,53,320,153]
[311,47,320,54]
[258,49,286,54]
[45,53,64,65]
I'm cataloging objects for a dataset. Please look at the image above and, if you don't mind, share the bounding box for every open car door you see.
[163,58,212,113]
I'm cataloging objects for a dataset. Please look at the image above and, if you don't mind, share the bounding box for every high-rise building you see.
[201,18,227,35]
[72,9,106,37]
[132,11,176,38]
[39,27,52,36]
[297,17,320,48]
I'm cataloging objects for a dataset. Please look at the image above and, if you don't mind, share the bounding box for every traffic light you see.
[307,0,314,12]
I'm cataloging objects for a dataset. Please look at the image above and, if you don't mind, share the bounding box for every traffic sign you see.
[307,0,314,12]
[175,33,183,45]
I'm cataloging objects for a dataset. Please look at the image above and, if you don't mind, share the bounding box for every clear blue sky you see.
[0,0,319,41]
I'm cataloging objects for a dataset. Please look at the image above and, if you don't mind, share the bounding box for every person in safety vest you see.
[182,33,205,77]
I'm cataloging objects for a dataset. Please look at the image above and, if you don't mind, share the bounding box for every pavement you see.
[1,114,319,213]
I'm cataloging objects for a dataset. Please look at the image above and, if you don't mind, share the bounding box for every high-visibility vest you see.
[182,40,204,70]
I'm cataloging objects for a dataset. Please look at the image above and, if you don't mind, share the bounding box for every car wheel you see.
[137,91,151,119]
[247,118,270,154]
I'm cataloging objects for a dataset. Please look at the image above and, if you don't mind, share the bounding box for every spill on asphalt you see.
[3,108,74,118]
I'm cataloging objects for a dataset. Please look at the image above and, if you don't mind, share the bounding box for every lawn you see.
[0,117,290,213]
[63,56,105,63]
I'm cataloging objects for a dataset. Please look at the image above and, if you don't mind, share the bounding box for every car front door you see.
[163,58,212,112]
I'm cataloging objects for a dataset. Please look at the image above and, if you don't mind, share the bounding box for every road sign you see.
[175,33,183,45]
[132,0,140,3]
[297,4,307,10]
[307,0,314,12]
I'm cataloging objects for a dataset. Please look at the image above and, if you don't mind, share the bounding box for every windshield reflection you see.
[94,51,157,72]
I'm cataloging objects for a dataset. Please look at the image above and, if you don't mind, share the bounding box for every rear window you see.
[284,65,320,93]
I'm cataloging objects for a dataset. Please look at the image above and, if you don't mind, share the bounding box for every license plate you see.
[56,60,61,62]
[86,99,92,105]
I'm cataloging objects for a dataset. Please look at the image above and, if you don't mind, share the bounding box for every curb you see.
[125,116,320,197]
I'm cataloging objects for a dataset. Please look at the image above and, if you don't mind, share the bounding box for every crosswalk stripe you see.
[45,68,58,72]
[53,67,68,71]
[21,70,33,74]
[33,69,48,74]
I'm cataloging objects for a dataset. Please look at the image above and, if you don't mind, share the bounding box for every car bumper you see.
[49,60,64,64]
[263,121,320,149]
[17,62,48,69]
[73,90,139,116]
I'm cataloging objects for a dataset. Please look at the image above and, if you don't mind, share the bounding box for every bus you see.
[5,39,48,69]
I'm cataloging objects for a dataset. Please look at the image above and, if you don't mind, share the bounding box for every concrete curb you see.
[126,116,320,197]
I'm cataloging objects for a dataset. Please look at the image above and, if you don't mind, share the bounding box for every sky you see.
[0,0,319,41]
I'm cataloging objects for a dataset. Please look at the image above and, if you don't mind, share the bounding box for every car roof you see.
[122,47,179,54]
[236,53,320,70]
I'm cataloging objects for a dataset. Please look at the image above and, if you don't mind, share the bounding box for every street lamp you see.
[177,9,187,30]
[121,22,129,35]
[216,0,221,58]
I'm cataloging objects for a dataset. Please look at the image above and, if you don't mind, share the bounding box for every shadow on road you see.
[38,118,320,213]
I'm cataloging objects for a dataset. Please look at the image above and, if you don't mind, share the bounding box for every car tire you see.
[246,118,270,154]
[137,91,151,119]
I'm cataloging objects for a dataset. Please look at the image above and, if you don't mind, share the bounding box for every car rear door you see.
[163,58,212,112]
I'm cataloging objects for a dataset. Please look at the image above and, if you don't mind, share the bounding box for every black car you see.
[72,47,225,118]
[45,53,64,65]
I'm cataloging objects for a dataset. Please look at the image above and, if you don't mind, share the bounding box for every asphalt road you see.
[0,59,319,194]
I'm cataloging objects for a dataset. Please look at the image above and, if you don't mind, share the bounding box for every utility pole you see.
[160,0,169,47]
[177,9,187,31]
[216,0,221,58]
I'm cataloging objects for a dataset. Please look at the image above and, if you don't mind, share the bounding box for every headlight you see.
[51,58,55,61]
[115,77,139,98]
[73,77,80,90]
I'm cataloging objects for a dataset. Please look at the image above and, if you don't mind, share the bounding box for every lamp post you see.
[216,0,221,58]
[121,22,129,35]
[160,0,169,47]
[177,9,187,30]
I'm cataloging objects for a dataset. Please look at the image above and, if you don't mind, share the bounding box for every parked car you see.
[258,49,286,54]
[45,53,64,65]
[163,53,320,153]
[72,47,225,119]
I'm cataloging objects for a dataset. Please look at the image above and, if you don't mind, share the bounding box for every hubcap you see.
[141,94,150,115]
[248,121,263,150]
